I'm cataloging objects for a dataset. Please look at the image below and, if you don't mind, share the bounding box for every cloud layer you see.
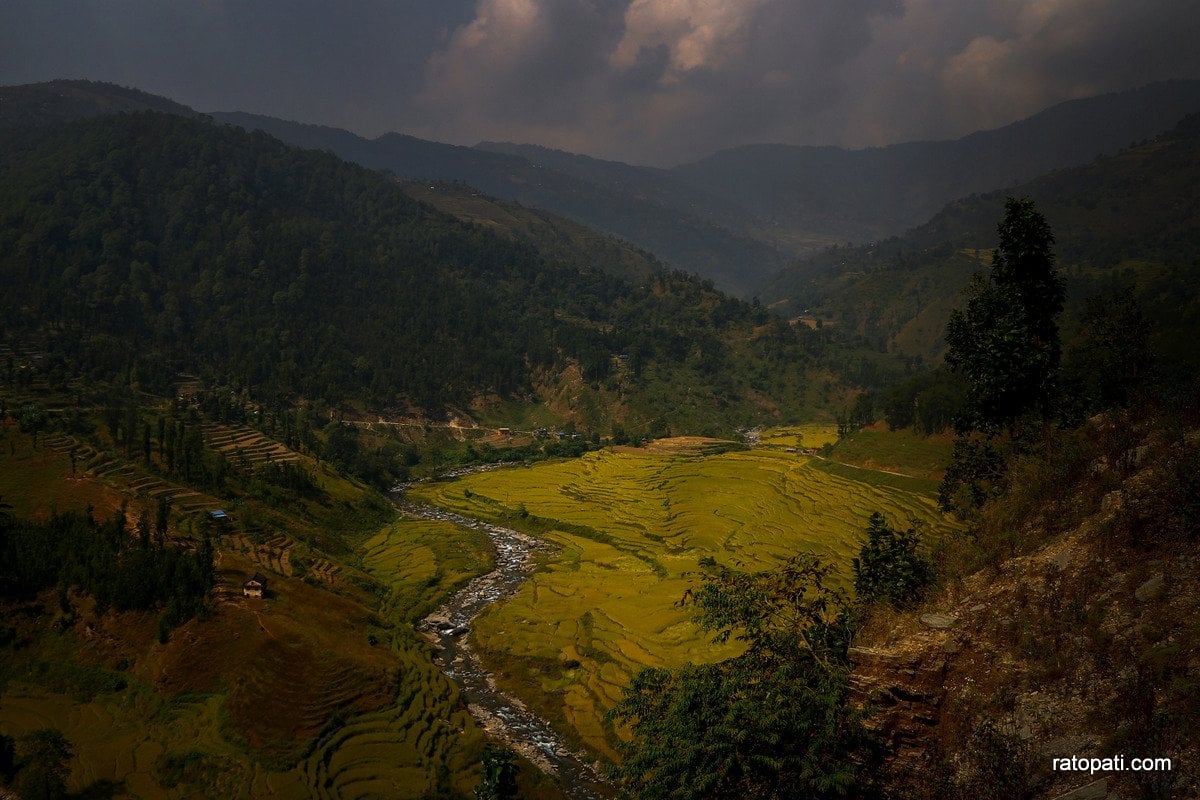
[412,0,1200,163]
[3,1,1198,164]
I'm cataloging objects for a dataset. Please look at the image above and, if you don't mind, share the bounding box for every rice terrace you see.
[404,434,958,760]
[6,56,1198,799]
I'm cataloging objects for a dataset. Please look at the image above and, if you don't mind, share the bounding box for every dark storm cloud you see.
[415,0,1200,163]
[413,0,905,161]
[2,1,1198,164]
[420,0,629,128]
[0,0,478,136]
[838,0,1200,145]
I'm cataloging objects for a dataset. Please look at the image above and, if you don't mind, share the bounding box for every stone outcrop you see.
[848,636,952,762]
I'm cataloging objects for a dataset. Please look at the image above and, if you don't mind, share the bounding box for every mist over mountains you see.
[6,78,1200,304]
[216,80,1200,296]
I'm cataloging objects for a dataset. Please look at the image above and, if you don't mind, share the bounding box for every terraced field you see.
[0,688,305,799]
[21,429,226,517]
[362,516,495,622]
[201,421,301,468]
[294,641,484,800]
[285,517,495,799]
[759,423,840,450]
[0,517,494,800]
[408,444,958,756]
[828,424,955,479]
[0,410,501,798]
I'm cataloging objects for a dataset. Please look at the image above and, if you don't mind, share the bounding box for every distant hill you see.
[671,81,1200,251]
[474,141,764,239]
[400,181,665,285]
[0,78,199,127]
[761,112,1200,366]
[211,112,791,297]
[7,79,1200,304]
[0,108,871,433]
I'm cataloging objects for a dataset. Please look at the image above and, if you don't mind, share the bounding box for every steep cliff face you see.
[851,419,1200,800]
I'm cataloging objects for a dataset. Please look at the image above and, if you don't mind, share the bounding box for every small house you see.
[208,510,229,523]
[243,573,268,599]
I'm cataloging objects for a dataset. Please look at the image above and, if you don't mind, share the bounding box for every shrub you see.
[937,438,1007,515]
[608,555,868,800]
[852,513,932,608]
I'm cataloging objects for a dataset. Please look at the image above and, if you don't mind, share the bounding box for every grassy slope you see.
[760,423,840,449]
[408,443,958,757]
[401,182,661,285]
[828,424,955,481]
[0,410,497,798]
[0,422,127,520]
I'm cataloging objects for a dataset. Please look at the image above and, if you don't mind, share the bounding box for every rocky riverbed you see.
[392,492,611,799]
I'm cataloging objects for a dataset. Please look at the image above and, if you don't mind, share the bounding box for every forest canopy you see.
[0,111,859,425]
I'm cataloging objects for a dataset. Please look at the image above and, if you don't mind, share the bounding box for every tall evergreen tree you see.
[945,197,1065,438]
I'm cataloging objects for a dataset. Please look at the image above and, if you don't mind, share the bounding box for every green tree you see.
[1061,286,1152,415]
[945,198,1065,438]
[155,496,170,547]
[608,554,866,800]
[17,404,48,449]
[474,745,518,800]
[852,513,931,608]
[937,438,1008,515]
[16,728,73,800]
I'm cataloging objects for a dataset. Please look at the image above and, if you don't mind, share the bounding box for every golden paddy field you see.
[758,423,840,449]
[408,444,957,757]
[0,420,955,794]
[0,518,495,800]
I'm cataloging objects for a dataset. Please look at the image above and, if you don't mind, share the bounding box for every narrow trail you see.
[390,490,611,800]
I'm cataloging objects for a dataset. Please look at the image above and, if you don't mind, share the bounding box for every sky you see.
[3,1,1199,166]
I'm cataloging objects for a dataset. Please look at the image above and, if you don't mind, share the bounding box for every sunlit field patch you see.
[408,446,956,755]
[760,424,840,449]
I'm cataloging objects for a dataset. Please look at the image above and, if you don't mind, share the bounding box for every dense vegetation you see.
[0,504,213,630]
[214,111,793,297]
[608,555,865,800]
[945,197,1065,437]
[0,111,865,432]
[763,112,1200,388]
[851,512,932,608]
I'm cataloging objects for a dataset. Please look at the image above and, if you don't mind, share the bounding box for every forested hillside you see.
[0,79,199,127]
[9,79,1199,304]
[0,110,864,431]
[212,111,792,297]
[672,80,1200,248]
[762,112,1200,376]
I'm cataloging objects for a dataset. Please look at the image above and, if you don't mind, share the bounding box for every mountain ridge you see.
[210,111,791,297]
[6,78,1200,303]
[761,111,1200,369]
[670,80,1200,249]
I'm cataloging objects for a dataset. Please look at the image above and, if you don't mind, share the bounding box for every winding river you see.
[390,491,612,799]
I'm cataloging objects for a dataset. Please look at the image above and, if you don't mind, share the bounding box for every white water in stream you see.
[392,489,611,799]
